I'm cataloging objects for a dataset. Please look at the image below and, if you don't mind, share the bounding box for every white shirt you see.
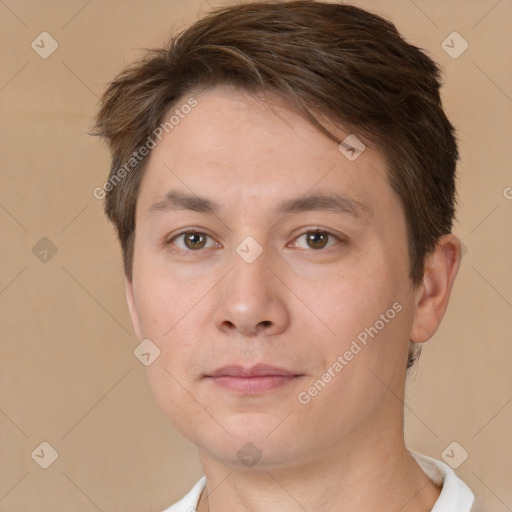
[163,451,474,512]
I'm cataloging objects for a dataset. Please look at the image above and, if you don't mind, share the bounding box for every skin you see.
[125,85,461,511]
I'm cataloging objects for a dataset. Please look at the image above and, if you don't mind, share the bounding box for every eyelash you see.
[163,228,344,254]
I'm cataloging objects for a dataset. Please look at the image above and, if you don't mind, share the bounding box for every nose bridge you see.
[214,236,290,335]
[229,236,274,305]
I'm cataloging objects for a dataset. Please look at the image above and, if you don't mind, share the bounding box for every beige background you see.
[1,0,511,510]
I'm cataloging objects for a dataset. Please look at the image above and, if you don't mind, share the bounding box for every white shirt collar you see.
[164,452,474,511]
[411,451,474,511]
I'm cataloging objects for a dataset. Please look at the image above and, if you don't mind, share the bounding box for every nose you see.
[213,246,290,337]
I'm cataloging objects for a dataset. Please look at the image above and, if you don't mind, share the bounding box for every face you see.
[126,85,419,469]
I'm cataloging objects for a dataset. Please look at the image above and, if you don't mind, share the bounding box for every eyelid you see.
[162,226,346,253]
[163,228,221,252]
[289,227,345,250]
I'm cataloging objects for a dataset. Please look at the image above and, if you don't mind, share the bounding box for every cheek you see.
[145,361,202,440]
[310,260,410,371]
[132,258,192,337]
[314,267,386,334]
[132,260,208,374]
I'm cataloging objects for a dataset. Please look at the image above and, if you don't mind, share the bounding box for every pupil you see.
[308,232,327,249]
[185,233,205,249]
[183,232,328,250]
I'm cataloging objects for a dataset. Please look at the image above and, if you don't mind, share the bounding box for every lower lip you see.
[209,375,299,394]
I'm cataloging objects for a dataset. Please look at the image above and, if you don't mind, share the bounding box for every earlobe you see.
[410,234,461,344]
[125,275,142,340]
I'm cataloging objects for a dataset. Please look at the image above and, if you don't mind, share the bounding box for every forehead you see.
[137,85,395,218]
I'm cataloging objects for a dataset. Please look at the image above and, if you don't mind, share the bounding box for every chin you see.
[191,414,310,467]
[199,433,306,471]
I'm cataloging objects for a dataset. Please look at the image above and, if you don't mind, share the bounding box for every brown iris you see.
[184,232,208,250]
[306,232,329,249]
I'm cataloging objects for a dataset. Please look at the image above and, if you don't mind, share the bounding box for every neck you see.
[196,420,440,512]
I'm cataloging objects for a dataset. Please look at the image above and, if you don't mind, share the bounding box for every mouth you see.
[205,364,304,394]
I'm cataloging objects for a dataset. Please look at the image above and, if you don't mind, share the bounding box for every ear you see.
[125,275,142,341]
[410,234,461,344]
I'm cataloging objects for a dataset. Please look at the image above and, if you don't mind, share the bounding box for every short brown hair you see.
[93,0,459,369]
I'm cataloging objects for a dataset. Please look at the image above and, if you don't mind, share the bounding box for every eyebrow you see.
[149,190,369,219]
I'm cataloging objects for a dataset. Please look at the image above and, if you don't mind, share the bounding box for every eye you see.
[165,229,342,253]
[167,231,219,251]
[291,230,341,250]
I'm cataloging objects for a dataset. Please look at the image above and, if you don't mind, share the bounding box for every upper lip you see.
[207,364,300,377]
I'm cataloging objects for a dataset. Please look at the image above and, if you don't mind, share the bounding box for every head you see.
[94,1,461,470]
